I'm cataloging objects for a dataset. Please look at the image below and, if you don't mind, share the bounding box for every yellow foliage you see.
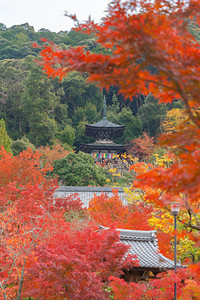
[148,211,174,233]
[162,108,188,133]
[114,173,121,177]
[130,157,139,163]
[178,237,200,261]
[123,187,144,203]
[109,168,117,173]
[152,153,173,168]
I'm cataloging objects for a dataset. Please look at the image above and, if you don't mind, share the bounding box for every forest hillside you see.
[0,22,186,152]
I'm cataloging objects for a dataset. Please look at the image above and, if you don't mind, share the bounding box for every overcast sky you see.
[0,0,110,32]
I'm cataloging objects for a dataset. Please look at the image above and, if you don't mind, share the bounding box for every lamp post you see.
[171,202,180,300]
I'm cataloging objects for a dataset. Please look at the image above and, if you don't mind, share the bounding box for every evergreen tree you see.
[53,151,110,186]
[138,94,166,137]
[0,119,12,153]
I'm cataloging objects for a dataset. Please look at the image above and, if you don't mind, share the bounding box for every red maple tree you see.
[0,147,138,299]
[23,225,138,300]
[128,132,155,160]
[109,267,200,299]
[88,189,153,230]
[37,143,70,167]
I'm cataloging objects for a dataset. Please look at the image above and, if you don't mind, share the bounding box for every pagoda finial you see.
[103,95,107,119]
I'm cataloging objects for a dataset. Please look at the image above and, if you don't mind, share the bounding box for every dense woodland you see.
[0,21,185,153]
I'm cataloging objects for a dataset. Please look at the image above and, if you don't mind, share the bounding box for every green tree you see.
[0,59,28,139]
[73,102,98,127]
[109,93,120,114]
[138,94,166,137]
[58,124,75,147]
[53,151,110,186]
[74,120,94,150]
[67,29,90,47]
[107,107,143,144]
[23,63,59,146]
[0,23,7,31]
[61,72,102,120]
[28,112,57,147]
[0,119,12,153]
[0,23,38,60]
[11,136,35,156]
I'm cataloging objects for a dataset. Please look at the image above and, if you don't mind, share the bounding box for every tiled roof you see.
[81,143,125,148]
[87,118,125,128]
[118,228,180,270]
[80,143,126,154]
[54,186,128,208]
[85,120,125,138]
[56,186,124,193]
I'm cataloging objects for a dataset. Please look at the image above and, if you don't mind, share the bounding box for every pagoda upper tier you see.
[80,96,126,156]
[85,97,125,142]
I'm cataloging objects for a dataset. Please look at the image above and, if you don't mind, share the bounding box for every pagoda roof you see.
[85,118,125,137]
[80,142,126,153]
[87,117,125,129]
[85,96,125,137]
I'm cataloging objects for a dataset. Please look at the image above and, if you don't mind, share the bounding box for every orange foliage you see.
[88,190,152,230]
[128,132,155,160]
[23,225,138,300]
[0,146,52,189]
[88,190,174,259]
[134,126,200,229]
[0,146,58,298]
[37,143,70,166]
[37,0,200,235]
[162,108,189,134]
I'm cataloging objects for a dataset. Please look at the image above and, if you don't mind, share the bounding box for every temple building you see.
[118,228,181,282]
[80,96,126,159]
[55,186,183,282]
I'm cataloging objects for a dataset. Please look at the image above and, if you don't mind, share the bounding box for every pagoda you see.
[81,97,125,159]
